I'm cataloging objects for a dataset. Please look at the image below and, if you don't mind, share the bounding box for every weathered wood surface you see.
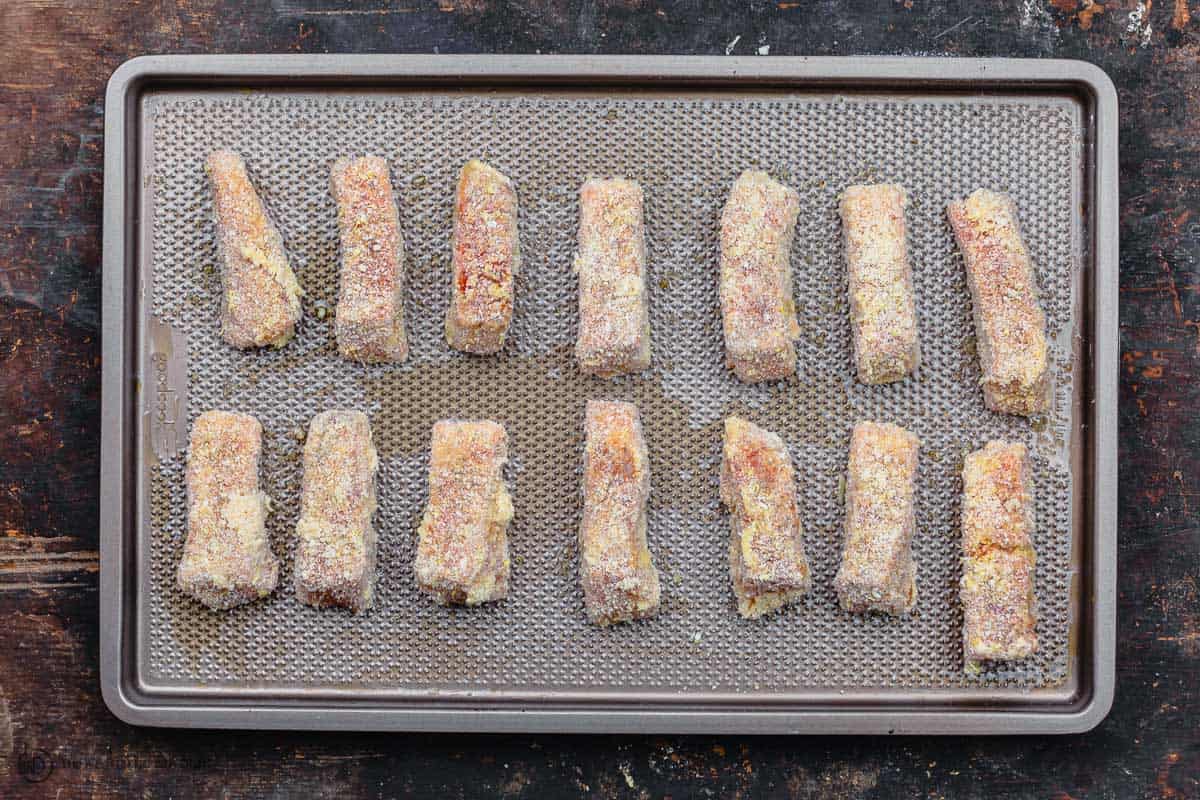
[0,1,1196,797]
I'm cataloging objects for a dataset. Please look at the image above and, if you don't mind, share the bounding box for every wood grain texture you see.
[0,0,1196,797]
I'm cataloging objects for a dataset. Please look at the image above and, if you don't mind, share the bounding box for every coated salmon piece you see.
[720,417,811,619]
[833,421,920,616]
[331,156,408,363]
[178,410,279,610]
[579,400,661,625]
[961,440,1038,667]
[947,189,1049,416]
[719,171,801,382]
[447,160,520,354]
[574,178,652,377]
[294,410,379,613]
[414,420,512,605]
[206,150,302,349]
[840,184,920,384]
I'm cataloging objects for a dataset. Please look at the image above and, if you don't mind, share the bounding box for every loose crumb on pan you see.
[579,400,661,625]
[720,416,811,619]
[414,420,513,606]
[947,188,1049,416]
[293,410,379,613]
[330,156,408,363]
[205,150,303,349]
[178,410,279,610]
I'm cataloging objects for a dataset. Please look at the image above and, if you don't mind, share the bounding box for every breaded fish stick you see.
[579,400,661,625]
[841,184,920,384]
[947,189,1049,415]
[178,410,279,610]
[446,160,520,354]
[414,420,512,605]
[294,410,379,613]
[720,417,811,619]
[330,156,408,363]
[574,178,652,377]
[719,171,801,382]
[834,421,920,615]
[205,150,303,349]
[961,441,1038,667]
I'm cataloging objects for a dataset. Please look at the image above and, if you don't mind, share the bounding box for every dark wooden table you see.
[1,1,1195,797]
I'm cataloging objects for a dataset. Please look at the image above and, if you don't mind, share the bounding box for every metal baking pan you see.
[101,55,1117,734]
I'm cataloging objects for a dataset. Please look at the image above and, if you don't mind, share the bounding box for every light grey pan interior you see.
[101,55,1118,734]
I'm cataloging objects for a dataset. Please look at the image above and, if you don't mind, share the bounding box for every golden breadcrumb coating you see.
[574,178,652,377]
[720,416,811,619]
[205,150,302,349]
[947,189,1049,416]
[294,410,379,613]
[331,156,408,363]
[840,183,920,384]
[579,400,661,625]
[447,159,520,354]
[178,410,279,610]
[719,171,801,382]
[414,420,512,606]
[961,440,1038,667]
[834,421,920,616]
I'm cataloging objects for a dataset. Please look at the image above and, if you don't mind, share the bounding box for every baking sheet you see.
[101,55,1118,733]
